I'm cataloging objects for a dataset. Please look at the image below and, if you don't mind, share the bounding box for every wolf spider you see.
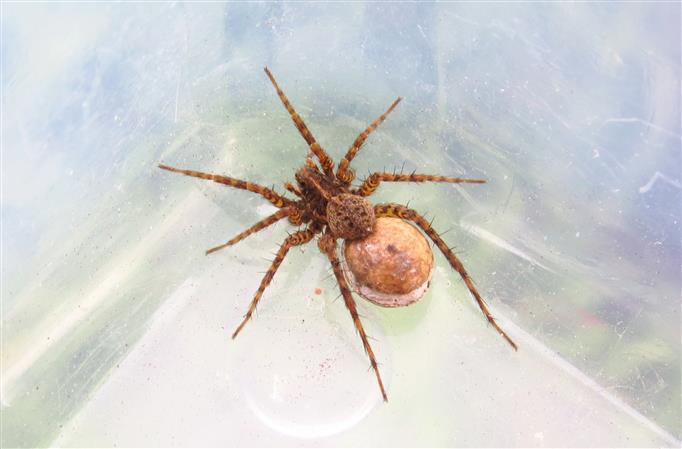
[159,67,517,402]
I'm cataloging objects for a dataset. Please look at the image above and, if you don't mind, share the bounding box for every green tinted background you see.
[2,3,680,447]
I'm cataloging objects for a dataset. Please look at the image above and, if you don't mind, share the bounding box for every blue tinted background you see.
[2,2,680,447]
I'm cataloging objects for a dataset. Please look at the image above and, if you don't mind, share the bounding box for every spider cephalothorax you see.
[159,67,517,402]
[326,194,376,240]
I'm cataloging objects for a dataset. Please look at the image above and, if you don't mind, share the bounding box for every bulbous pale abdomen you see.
[343,217,433,307]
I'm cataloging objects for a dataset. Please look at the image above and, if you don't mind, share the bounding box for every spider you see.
[159,67,517,402]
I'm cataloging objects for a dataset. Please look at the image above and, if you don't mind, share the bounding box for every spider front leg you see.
[318,233,389,401]
[232,227,316,339]
[263,67,335,176]
[374,203,518,350]
[357,172,486,197]
[336,97,402,184]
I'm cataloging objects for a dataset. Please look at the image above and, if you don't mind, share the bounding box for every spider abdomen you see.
[326,193,376,240]
[343,217,434,307]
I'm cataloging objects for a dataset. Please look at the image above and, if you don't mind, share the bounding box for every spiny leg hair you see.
[263,67,335,176]
[357,172,486,197]
[205,207,293,255]
[318,233,389,401]
[336,97,402,184]
[232,228,317,339]
[374,203,517,350]
[158,164,291,208]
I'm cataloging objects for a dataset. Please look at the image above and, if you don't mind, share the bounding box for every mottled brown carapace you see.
[159,67,517,402]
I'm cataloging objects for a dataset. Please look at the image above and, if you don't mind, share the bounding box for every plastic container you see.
[3,3,679,446]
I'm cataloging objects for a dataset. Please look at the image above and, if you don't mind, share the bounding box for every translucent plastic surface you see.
[2,3,680,447]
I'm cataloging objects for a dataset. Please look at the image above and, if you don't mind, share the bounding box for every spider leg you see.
[284,182,303,198]
[232,228,316,339]
[318,233,389,401]
[356,172,486,197]
[374,203,518,350]
[206,208,293,255]
[158,164,291,208]
[336,97,402,184]
[263,67,335,176]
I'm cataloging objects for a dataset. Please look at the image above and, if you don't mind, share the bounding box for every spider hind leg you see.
[357,172,486,197]
[374,203,517,350]
[232,228,316,339]
[318,233,389,401]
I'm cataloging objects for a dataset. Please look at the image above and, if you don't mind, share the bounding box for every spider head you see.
[326,193,376,240]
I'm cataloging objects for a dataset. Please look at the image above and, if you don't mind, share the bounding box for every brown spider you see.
[159,67,517,402]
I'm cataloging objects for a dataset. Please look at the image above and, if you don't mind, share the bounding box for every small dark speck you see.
[386,244,398,254]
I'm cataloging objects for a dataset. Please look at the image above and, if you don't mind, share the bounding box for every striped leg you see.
[263,67,335,176]
[374,203,517,350]
[206,208,292,255]
[336,97,402,184]
[357,172,486,197]
[158,164,291,208]
[232,228,316,339]
[318,233,388,401]
[284,182,303,198]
